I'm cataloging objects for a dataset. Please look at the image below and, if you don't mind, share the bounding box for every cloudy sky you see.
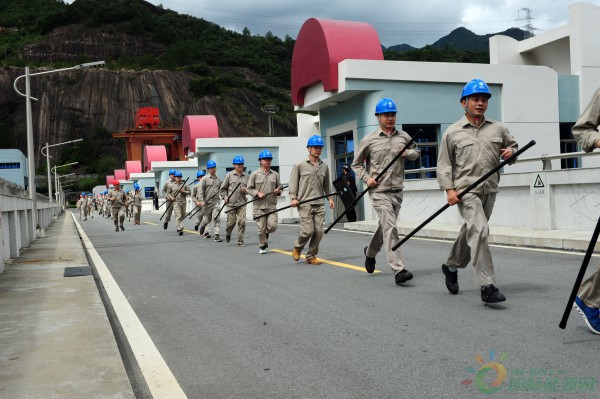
[141,0,599,48]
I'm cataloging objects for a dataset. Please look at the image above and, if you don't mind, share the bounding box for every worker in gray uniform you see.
[198,160,222,242]
[108,180,127,232]
[289,135,335,265]
[352,98,420,285]
[220,156,249,245]
[571,87,600,334]
[246,150,282,254]
[436,79,518,303]
[191,170,206,230]
[162,169,176,230]
[167,171,191,236]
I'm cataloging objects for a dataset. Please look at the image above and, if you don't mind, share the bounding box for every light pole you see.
[42,139,82,202]
[57,173,76,207]
[13,61,105,236]
[51,162,78,205]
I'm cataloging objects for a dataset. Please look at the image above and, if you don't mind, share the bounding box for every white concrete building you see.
[288,1,600,233]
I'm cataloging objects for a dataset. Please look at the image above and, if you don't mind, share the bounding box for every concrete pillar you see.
[19,209,28,249]
[8,210,18,259]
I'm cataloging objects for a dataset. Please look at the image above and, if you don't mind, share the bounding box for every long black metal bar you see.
[215,182,241,219]
[159,177,189,221]
[226,184,288,213]
[324,129,422,234]
[559,216,600,329]
[186,188,220,219]
[391,139,536,250]
[253,192,340,220]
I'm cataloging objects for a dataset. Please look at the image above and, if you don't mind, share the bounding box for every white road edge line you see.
[71,212,187,399]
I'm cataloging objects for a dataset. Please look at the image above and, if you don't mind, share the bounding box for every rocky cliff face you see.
[1,66,292,169]
[1,21,294,169]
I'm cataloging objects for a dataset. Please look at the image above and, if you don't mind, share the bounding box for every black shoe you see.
[199,225,205,235]
[194,224,199,231]
[120,225,125,231]
[178,229,183,236]
[226,235,231,243]
[214,234,222,242]
[266,233,269,239]
[395,269,413,285]
[481,284,506,303]
[442,264,459,294]
[163,222,168,230]
[203,232,211,239]
[364,247,376,274]
[115,227,119,232]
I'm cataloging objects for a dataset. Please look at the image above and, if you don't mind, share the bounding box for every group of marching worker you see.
[81,182,143,230]
[101,79,600,334]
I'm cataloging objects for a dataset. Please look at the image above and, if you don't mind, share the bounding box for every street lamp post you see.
[57,173,76,207]
[51,162,78,207]
[13,61,105,237]
[42,139,82,202]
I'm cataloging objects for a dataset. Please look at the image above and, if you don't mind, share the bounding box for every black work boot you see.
[199,225,205,235]
[214,234,222,242]
[395,269,413,285]
[481,284,506,304]
[226,235,231,243]
[163,222,168,230]
[194,224,199,231]
[115,226,119,232]
[364,247,376,274]
[442,265,459,294]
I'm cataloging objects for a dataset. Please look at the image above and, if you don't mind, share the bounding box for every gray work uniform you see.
[198,174,222,235]
[289,157,333,260]
[220,171,249,244]
[352,128,420,275]
[132,190,143,224]
[77,198,87,220]
[437,115,518,286]
[108,188,127,227]
[572,87,600,308]
[247,169,281,248]
[191,179,204,226]
[167,181,191,231]
[162,178,175,223]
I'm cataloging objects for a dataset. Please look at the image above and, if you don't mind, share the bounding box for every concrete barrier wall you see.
[0,179,61,271]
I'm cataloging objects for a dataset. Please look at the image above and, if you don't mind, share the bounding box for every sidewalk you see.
[345,220,599,253]
[0,212,134,399]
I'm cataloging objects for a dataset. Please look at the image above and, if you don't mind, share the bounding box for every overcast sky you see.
[137,0,599,48]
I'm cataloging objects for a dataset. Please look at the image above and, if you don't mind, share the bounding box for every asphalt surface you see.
[79,211,600,399]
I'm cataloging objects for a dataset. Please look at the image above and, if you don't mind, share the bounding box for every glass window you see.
[402,124,439,179]
[560,123,580,169]
[332,132,354,177]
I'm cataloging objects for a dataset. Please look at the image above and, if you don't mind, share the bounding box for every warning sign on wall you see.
[531,173,548,197]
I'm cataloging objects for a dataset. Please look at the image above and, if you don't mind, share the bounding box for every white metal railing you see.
[404,149,600,177]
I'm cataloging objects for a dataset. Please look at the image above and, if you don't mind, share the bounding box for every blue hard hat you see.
[168,169,176,175]
[461,79,491,100]
[174,171,183,177]
[233,155,245,165]
[375,98,397,115]
[207,160,217,169]
[196,170,206,178]
[307,135,324,147]
[133,183,140,190]
[258,149,273,160]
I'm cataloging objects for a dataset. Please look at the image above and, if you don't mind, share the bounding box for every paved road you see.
[79,212,600,399]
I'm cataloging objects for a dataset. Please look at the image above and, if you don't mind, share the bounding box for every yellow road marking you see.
[144,222,199,235]
[271,249,381,273]
[145,222,157,225]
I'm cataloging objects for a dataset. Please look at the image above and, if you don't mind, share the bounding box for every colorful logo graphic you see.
[462,349,509,394]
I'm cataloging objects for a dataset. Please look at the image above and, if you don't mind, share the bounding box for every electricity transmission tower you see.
[261,103,279,136]
[517,8,539,39]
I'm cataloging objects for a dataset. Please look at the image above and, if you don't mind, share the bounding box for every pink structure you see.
[291,18,383,106]
[143,145,167,172]
[125,160,142,180]
[182,115,219,155]
[114,169,126,181]
[106,175,114,188]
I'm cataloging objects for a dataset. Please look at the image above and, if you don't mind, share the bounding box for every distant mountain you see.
[385,43,416,53]
[386,27,528,53]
